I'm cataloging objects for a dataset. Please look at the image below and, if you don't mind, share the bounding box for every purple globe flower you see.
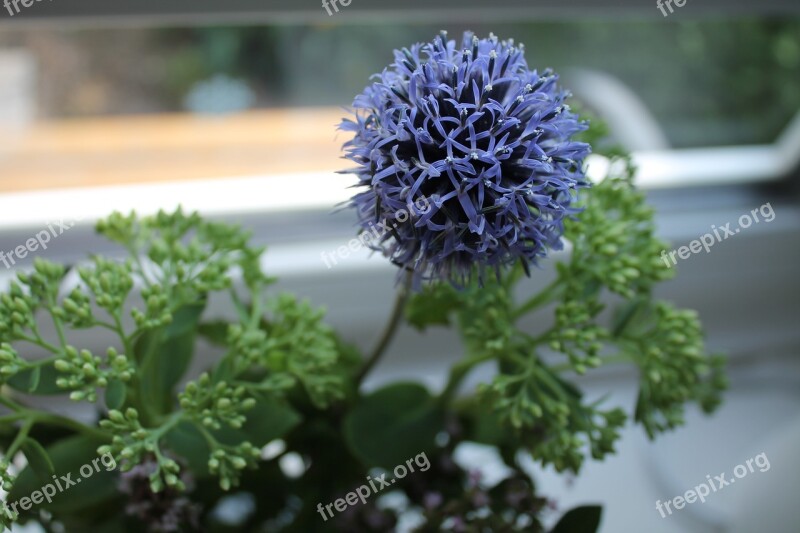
[340,31,591,284]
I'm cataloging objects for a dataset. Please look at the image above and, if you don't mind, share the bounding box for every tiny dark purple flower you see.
[424,491,444,509]
[340,31,590,284]
[118,455,200,532]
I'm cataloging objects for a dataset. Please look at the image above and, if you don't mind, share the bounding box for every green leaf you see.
[236,394,301,447]
[211,355,236,383]
[104,379,127,410]
[163,421,212,477]
[405,283,460,330]
[343,383,443,468]
[135,301,205,414]
[611,297,653,338]
[7,364,62,395]
[465,401,514,448]
[165,395,300,478]
[8,435,117,514]
[21,438,55,483]
[551,505,603,533]
[198,321,230,347]
[214,394,302,448]
[27,366,41,393]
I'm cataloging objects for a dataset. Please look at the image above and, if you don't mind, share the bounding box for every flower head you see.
[340,31,591,283]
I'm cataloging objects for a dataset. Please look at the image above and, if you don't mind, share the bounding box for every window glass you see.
[0,18,797,190]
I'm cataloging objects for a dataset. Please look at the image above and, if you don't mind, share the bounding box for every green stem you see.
[248,283,263,330]
[549,353,631,373]
[503,262,526,289]
[51,313,68,350]
[112,312,134,358]
[28,412,110,441]
[0,409,111,441]
[356,270,414,385]
[0,394,23,411]
[534,364,570,403]
[92,320,119,332]
[229,288,249,324]
[109,309,146,425]
[0,413,27,424]
[135,326,166,427]
[18,334,61,354]
[5,419,34,458]
[439,353,494,406]
[150,412,184,439]
[512,279,564,321]
[194,422,220,450]
[43,289,69,350]
[17,355,59,371]
[127,247,154,289]
[0,393,109,441]
[523,327,556,347]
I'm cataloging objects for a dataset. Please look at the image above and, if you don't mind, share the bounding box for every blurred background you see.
[0,1,799,532]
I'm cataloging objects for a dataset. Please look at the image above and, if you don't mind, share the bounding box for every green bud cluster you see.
[479,358,626,472]
[207,441,260,491]
[99,410,149,470]
[148,456,184,493]
[77,258,134,313]
[59,288,95,328]
[129,209,254,297]
[238,246,273,289]
[16,258,66,305]
[220,321,297,393]
[628,302,728,438]
[0,206,352,529]
[564,157,674,300]
[550,296,606,373]
[226,324,269,368]
[54,346,133,402]
[98,409,186,492]
[98,409,146,468]
[0,282,37,343]
[0,461,17,528]
[131,284,172,329]
[178,373,256,430]
[0,507,16,530]
[0,342,25,381]
[0,459,16,492]
[149,235,233,294]
[261,295,343,408]
[94,211,138,245]
[458,281,516,360]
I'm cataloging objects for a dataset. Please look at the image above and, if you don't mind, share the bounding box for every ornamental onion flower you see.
[340,31,591,284]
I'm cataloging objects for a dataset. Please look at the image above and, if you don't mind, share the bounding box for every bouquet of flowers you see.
[0,31,726,532]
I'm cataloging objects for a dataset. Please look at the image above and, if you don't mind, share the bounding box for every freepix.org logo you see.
[4,0,53,18]
[321,196,431,269]
[1,453,117,520]
[656,0,688,17]
[0,217,82,270]
[321,0,352,16]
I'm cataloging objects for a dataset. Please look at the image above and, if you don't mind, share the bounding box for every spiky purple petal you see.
[340,31,591,284]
